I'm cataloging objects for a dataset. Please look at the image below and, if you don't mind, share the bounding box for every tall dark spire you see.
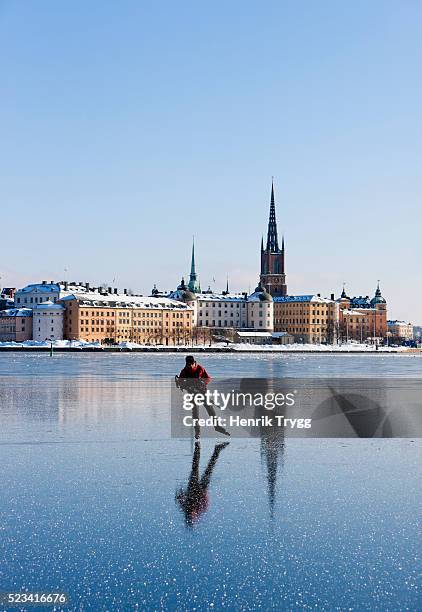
[260,179,287,297]
[266,179,279,252]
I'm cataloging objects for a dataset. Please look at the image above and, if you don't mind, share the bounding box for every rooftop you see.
[273,295,334,304]
[0,308,33,318]
[236,331,273,338]
[34,300,65,311]
[60,292,192,310]
[195,292,248,302]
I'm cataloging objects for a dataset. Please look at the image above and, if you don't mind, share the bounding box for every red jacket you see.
[179,364,211,382]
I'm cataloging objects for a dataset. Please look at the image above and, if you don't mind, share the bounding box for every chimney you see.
[64,281,69,291]
[108,287,112,294]
[114,288,118,295]
[317,293,321,297]
[42,280,47,285]
[331,293,335,300]
[50,281,54,284]
[86,282,90,291]
[124,288,127,295]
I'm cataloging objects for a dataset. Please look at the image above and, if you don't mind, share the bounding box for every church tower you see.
[187,237,201,293]
[260,180,287,296]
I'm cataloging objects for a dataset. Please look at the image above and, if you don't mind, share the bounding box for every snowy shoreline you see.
[0,340,418,354]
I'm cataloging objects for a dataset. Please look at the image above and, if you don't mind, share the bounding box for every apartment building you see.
[0,308,33,342]
[338,284,387,343]
[60,291,194,345]
[168,279,274,332]
[273,295,339,344]
[387,320,413,341]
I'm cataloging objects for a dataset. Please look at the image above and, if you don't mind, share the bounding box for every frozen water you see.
[0,353,420,610]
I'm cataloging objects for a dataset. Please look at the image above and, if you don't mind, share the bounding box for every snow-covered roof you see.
[236,331,273,338]
[342,310,366,317]
[273,295,334,304]
[349,296,371,307]
[271,331,293,338]
[34,300,65,311]
[195,292,248,302]
[16,282,89,295]
[16,283,60,294]
[0,307,33,318]
[195,291,273,303]
[60,292,192,310]
[387,320,411,325]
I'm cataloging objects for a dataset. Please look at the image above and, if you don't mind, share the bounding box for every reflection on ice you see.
[0,353,420,610]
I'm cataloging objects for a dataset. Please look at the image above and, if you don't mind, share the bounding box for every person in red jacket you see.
[178,355,211,383]
[175,355,230,439]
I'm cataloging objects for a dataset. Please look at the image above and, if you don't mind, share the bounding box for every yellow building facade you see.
[273,295,339,344]
[60,292,193,345]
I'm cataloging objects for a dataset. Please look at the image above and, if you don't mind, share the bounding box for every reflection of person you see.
[175,356,230,439]
[176,441,229,527]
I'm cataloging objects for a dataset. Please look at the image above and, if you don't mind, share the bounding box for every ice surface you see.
[0,353,420,610]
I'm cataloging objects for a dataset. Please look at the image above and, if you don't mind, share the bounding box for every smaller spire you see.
[261,235,264,252]
[190,236,195,276]
[188,237,200,292]
[341,282,347,299]
[226,276,229,294]
[282,235,285,251]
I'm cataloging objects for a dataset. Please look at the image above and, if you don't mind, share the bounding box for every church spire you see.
[187,237,200,293]
[260,180,287,297]
[266,178,280,252]
[190,237,196,277]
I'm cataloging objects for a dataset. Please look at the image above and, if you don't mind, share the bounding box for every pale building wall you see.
[387,321,413,340]
[193,294,273,331]
[33,302,64,341]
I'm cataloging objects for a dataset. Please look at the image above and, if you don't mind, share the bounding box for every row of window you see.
[16,296,58,304]
[79,321,189,333]
[78,310,189,319]
[198,320,267,328]
[276,318,326,324]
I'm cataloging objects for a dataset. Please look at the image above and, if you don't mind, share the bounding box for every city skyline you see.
[1,2,421,322]
[1,180,415,324]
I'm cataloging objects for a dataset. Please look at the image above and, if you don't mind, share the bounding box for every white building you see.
[168,279,273,331]
[387,320,413,341]
[33,301,65,341]
[14,281,91,307]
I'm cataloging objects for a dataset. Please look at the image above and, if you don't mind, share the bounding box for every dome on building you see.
[175,278,197,302]
[252,282,273,302]
[339,284,350,301]
[370,282,386,306]
[180,289,196,302]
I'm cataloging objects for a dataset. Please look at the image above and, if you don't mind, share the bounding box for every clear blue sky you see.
[1,1,421,321]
